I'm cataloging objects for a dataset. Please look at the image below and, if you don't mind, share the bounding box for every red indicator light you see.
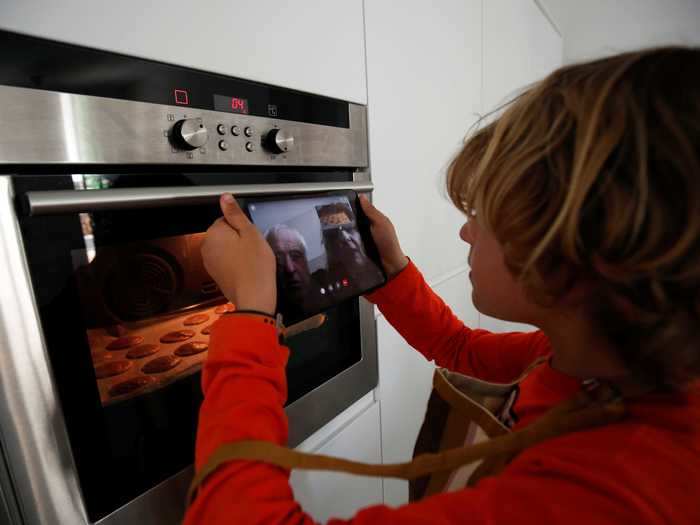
[342,279,349,287]
[231,97,249,113]
[213,94,249,114]
[174,89,189,105]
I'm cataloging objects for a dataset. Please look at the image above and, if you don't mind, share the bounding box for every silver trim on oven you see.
[0,176,89,524]
[26,181,374,215]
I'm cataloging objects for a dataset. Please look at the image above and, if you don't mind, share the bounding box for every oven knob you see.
[263,128,295,154]
[171,119,208,150]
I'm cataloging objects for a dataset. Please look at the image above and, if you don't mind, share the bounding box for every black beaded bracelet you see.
[223,310,285,343]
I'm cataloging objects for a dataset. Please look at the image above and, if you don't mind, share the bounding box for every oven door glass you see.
[13,172,361,522]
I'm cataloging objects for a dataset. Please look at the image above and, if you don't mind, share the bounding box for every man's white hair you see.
[264,223,308,254]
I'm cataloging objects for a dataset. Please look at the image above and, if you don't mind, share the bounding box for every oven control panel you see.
[160,104,362,165]
[0,85,368,168]
[170,118,294,155]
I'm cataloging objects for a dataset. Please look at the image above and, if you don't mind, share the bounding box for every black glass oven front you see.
[13,170,362,522]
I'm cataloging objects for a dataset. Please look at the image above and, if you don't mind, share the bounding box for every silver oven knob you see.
[171,119,208,150]
[263,128,295,154]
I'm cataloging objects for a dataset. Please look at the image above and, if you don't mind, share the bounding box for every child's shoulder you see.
[517,388,700,476]
[499,411,700,524]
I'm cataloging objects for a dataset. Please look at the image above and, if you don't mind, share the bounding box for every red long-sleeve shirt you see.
[184,261,700,525]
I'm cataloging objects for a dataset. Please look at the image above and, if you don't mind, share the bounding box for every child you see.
[185,47,700,524]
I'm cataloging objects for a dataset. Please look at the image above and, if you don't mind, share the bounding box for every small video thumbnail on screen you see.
[248,195,384,320]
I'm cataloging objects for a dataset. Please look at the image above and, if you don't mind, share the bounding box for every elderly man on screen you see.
[264,224,322,321]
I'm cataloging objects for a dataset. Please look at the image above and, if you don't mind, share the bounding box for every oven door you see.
[2,171,377,524]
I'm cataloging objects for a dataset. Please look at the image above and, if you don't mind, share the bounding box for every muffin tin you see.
[89,302,234,405]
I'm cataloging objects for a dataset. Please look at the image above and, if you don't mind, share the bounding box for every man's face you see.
[268,229,311,301]
[327,227,366,266]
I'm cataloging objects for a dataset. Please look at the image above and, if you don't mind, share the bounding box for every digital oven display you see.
[213,94,250,114]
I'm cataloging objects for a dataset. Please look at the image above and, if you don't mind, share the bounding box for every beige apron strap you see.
[432,371,507,433]
[459,355,549,486]
[430,355,549,432]
[186,391,624,505]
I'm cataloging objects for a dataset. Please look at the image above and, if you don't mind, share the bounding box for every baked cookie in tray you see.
[88,301,233,406]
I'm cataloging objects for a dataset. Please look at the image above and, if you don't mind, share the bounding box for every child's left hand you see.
[201,194,277,316]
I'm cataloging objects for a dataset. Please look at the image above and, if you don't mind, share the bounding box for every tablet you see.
[241,190,387,324]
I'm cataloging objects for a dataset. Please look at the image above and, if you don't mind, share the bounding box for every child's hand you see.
[201,194,277,315]
[359,194,409,279]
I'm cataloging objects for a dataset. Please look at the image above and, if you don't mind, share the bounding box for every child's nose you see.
[459,222,474,244]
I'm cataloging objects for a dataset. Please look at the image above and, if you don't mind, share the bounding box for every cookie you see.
[174,341,209,357]
[214,303,235,314]
[142,355,182,374]
[92,352,115,365]
[126,344,160,359]
[160,330,195,344]
[95,360,132,379]
[109,376,155,397]
[106,335,144,351]
[184,314,210,326]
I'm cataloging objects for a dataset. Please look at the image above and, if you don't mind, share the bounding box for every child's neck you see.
[541,313,629,380]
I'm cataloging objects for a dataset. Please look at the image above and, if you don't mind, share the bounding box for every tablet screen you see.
[247,192,386,324]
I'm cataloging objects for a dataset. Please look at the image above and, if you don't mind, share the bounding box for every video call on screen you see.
[248,194,385,323]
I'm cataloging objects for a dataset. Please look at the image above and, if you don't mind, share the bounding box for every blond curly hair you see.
[448,47,700,390]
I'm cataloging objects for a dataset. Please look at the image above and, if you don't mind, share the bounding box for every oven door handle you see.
[23,181,374,215]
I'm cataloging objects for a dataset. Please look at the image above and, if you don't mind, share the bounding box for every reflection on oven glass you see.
[73,176,112,263]
[73,231,235,406]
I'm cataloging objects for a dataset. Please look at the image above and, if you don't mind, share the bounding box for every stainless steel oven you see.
[0,31,377,525]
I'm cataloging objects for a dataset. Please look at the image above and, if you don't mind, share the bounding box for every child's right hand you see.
[359,194,409,279]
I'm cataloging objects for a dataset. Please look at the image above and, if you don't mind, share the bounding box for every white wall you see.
[483,0,563,110]
[0,0,368,103]
[538,0,700,64]
[364,2,481,286]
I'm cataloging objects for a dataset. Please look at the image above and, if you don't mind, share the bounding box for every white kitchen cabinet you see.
[377,270,477,506]
[0,0,367,103]
[479,0,562,334]
[375,316,433,506]
[291,399,383,521]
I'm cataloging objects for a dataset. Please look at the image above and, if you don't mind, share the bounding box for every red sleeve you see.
[184,314,317,525]
[365,260,549,382]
